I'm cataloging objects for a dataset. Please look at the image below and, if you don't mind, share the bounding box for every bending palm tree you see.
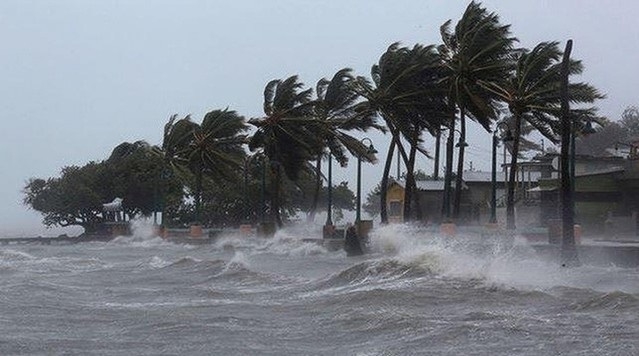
[249,75,325,227]
[483,41,604,229]
[184,109,248,224]
[308,68,382,222]
[351,43,447,223]
[154,114,199,226]
[439,1,516,219]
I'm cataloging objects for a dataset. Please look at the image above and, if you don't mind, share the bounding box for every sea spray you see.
[110,218,175,247]
[365,223,639,294]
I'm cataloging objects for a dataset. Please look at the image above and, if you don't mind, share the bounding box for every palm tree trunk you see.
[195,163,203,224]
[506,113,522,230]
[442,117,456,221]
[403,129,419,222]
[453,109,466,218]
[433,129,441,179]
[307,156,322,222]
[380,139,396,224]
[272,164,283,228]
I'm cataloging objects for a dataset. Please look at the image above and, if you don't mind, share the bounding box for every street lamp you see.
[260,155,266,224]
[441,127,465,220]
[323,152,334,239]
[326,153,333,226]
[453,128,468,148]
[356,138,377,223]
[490,122,514,224]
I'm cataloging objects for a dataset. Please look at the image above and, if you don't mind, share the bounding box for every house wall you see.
[386,184,405,223]
[416,191,443,223]
[539,173,624,234]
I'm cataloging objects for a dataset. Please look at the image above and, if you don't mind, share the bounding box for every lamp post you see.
[356,138,377,224]
[326,153,333,226]
[454,128,468,148]
[159,167,172,228]
[490,122,514,224]
[260,155,266,224]
[452,128,468,218]
[323,153,334,239]
[441,127,466,220]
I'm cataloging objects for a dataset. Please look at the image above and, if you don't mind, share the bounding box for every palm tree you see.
[307,68,382,222]
[439,1,516,219]
[184,109,248,224]
[482,41,604,229]
[248,75,325,227]
[351,43,447,223]
[152,114,199,227]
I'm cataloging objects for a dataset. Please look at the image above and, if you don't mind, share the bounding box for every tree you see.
[439,1,516,220]
[620,106,639,137]
[363,183,382,219]
[576,118,625,156]
[484,41,604,229]
[156,114,199,225]
[182,109,248,224]
[107,141,171,219]
[308,68,382,222]
[24,163,110,233]
[351,43,446,224]
[248,76,325,227]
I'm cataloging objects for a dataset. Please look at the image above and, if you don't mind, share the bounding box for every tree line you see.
[24,2,606,234]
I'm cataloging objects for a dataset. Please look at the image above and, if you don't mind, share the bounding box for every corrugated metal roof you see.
[394,180,468,191]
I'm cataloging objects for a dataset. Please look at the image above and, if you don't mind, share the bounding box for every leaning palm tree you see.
[183,109,249,224]
[482,41,604,229]
[248,75,326,228]
[439,1,516,219]
[307,68,383,222]
[151,114,199,226]
[351,43,447,223]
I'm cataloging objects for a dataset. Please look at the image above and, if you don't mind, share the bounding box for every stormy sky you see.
[1,0,637,236]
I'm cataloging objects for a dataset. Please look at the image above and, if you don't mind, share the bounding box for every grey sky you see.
[1,1,637,236]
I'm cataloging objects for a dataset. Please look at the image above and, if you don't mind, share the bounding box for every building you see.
[386,170,535,225]
[535,153,639,235]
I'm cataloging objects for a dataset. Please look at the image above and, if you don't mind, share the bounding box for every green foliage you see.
[249,75,323,181]
[23,145,185,233]
[363,183,381,218]
[23,163,109,232]
[440,0,516,130]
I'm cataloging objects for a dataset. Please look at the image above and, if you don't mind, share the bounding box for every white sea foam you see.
[263,228,328,256]
[110,219,175,247]
[367,223,639,294]
[0,249,36,262]
[148,255,172,269]
[213,225,329,257]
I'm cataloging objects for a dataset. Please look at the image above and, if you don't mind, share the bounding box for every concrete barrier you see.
[257,222,276,237]
[548,221,582,245]
[189,225,203,238]
[239,224,253,236]
[440,223,456,237]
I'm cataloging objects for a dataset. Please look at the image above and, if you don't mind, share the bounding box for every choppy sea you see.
[1,223,638,355]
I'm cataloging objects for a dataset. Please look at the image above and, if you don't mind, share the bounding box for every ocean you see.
[1,223,638,355]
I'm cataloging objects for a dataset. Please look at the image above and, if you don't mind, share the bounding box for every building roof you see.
[391,179,467,192]
[576,166,625,178]
[462,171,502,183]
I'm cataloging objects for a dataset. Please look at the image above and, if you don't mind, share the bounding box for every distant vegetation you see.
[25,1,613,234]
